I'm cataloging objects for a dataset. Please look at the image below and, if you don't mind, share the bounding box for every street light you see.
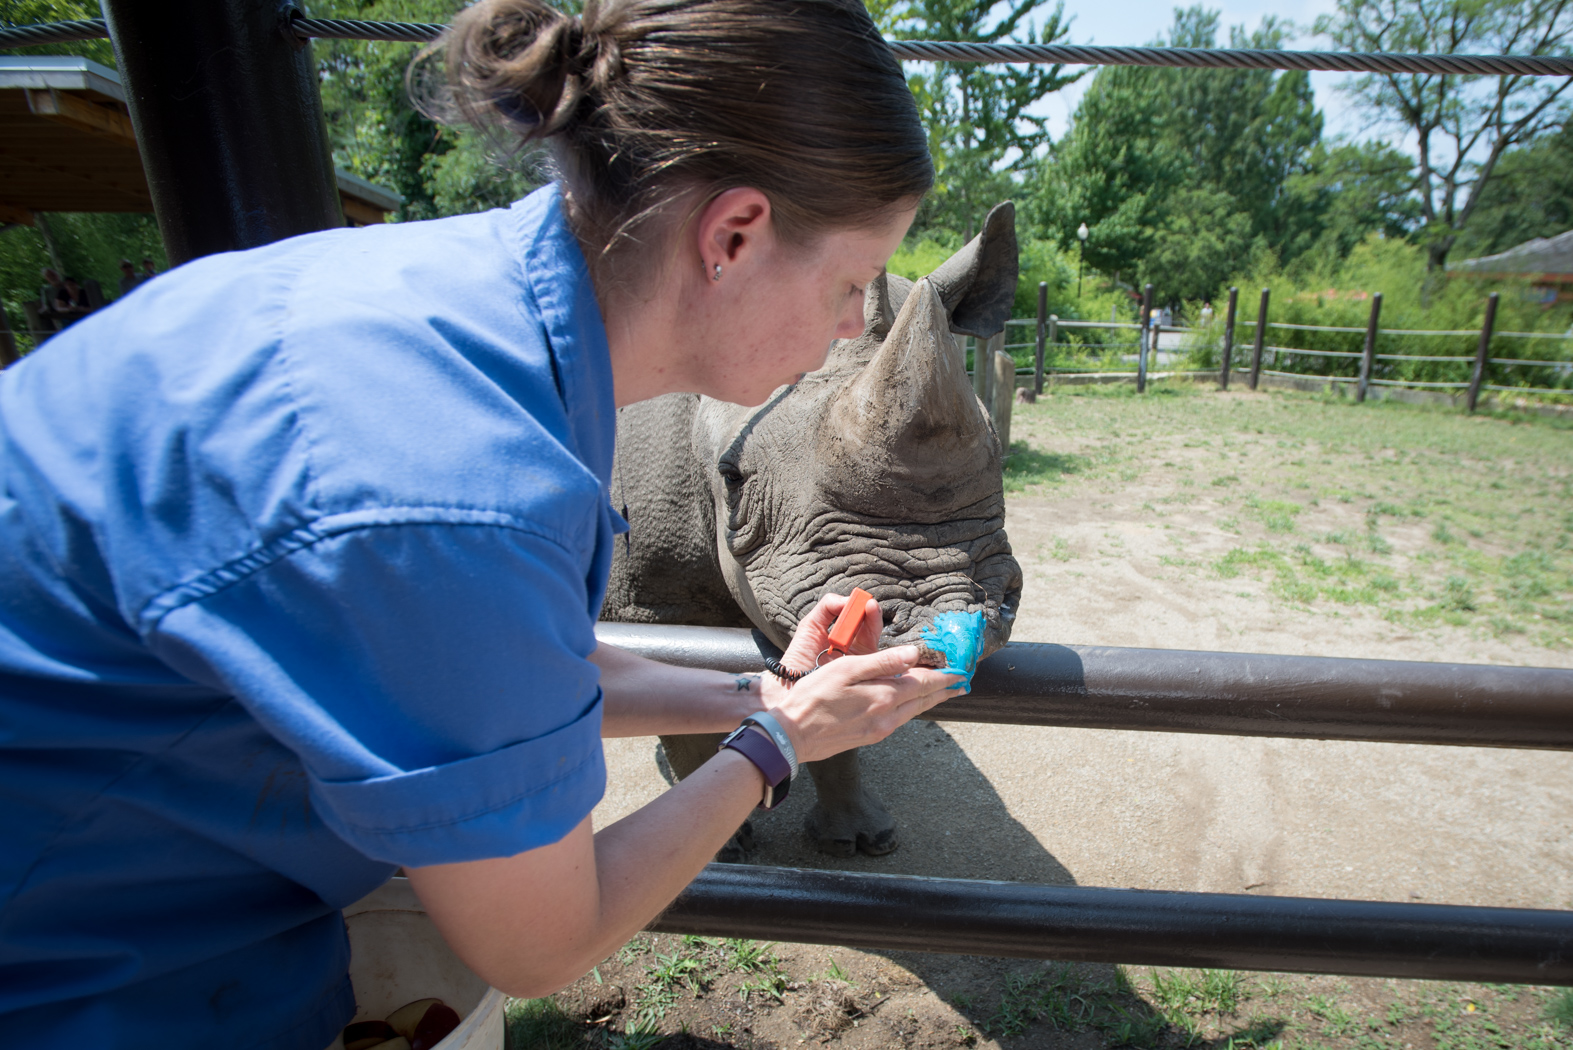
[1076,222,1089,298]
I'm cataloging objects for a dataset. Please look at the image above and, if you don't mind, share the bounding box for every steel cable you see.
[3,17,1571,76]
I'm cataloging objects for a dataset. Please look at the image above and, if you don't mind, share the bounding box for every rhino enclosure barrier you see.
[1011,285,1570,408]
[598,622,1573,985]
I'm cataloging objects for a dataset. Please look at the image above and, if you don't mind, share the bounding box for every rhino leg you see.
[658,732,754,861]
[803,749,898,857]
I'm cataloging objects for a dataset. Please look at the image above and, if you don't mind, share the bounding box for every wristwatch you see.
[719,711,798,809]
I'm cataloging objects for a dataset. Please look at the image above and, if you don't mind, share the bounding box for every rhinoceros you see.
[603,202,1023,858]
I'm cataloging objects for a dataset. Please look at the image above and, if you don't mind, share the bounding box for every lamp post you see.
[1076,222,1088,298]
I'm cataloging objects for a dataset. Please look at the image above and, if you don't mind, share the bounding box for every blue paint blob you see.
[919,610,987,689]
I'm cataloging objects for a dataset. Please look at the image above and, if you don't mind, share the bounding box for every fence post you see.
[1467,292,1498,413]
[1046,314,1059,392]
[1219,286,1238,391]
[1356,293,1383,403]
[992,344,1015,451]
[1138,283,1154,394]
[1034,282,1047,395]
[1249,288,1269,390]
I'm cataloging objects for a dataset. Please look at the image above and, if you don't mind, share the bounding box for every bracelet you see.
[742,711,799,780]
[719,724,792,809]
[762,653,812,683]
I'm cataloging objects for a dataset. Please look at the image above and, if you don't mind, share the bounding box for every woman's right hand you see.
[757,593,965,765]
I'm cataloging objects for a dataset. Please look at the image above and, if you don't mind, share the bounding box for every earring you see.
[713,263,722,281]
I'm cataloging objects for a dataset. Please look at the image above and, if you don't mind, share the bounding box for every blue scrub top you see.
[0,185,625,1048]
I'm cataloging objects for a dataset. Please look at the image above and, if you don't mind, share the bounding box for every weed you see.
[825,956,852,983]
[1441,575,1478,612]
[1049,535,1075,561]
[1247,494,1303,533]
[1550,988,1573,1028]
[603,1017,664,1050]
[1213,474,1241,486]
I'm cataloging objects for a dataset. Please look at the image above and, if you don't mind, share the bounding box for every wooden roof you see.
[0,56,401,226]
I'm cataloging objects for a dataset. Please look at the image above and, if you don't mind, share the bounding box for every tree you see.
[884,0,1081,240]
[1450,123,1573,259]
[1316,0,1573,270]
[1029,62,1183,280]
[1282,141,1421,263]
[1029,7,1332,302]
[313,0,547,222]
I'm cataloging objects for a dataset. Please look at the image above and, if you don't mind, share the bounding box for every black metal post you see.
[1357,292,1383,403]
[0,298,18,368]
[1137,283,1153,393]
[1219,286,1237,390]
[594,623,1573,751]
[1034,281,1047,395]
[1046,314,1058,391]
[1249,287,1269,390]
[102,0,344,265]
[1468,292,1498,413]
[651,865,1573,986]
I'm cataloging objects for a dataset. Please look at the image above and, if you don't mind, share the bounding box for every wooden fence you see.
[977,284,1573,414]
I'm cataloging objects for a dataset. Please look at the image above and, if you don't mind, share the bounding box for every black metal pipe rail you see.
[5,18,1573,77]
[593,623,1573,751]
[650,865,1573,986]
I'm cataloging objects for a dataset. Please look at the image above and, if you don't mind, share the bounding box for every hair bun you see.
[423,0,617,138]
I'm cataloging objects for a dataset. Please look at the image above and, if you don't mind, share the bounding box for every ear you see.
[694,187,773,279]
[926,201,1019,338]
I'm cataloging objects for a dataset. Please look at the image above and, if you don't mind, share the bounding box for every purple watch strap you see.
[720,727,793,809]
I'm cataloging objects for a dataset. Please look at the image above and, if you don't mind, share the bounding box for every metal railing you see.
[601,622,1573,984]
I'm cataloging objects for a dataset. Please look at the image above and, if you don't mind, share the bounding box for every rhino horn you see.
[825,278,996,502]
[925,200,1018,338]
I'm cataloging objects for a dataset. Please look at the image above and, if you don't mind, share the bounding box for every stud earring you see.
[713,263,722,281]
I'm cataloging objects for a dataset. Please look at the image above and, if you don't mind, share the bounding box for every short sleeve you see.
[146,519,607,867]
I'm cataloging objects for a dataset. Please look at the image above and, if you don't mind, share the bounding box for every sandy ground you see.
[595,397,1573,916]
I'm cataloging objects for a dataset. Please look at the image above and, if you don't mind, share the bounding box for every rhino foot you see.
[803,788,898,857]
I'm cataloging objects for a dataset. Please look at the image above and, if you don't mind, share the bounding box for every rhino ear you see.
[927,201,1019,339]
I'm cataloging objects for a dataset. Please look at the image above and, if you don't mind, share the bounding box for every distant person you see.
[1159,305,1173,328]
[52,277,94,327]
[140,257,158,282]
[117,259,142,298]
[1200,301,1214,327]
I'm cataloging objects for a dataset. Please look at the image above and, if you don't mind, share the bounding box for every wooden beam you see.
[340,196,388,226]
[25,88,138,149]
[0,204,35,226]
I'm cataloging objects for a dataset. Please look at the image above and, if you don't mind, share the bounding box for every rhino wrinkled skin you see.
[603,203,1024,858]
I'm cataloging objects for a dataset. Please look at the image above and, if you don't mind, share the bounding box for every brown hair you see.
[416,0,932,283]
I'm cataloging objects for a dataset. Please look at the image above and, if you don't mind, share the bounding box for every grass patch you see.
[505,998,584,1050]
[1005,387,1573,648]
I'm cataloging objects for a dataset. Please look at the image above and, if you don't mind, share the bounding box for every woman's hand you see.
[759,593,963,764]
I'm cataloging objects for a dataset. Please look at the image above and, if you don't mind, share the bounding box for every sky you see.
[1031,0,1386,146]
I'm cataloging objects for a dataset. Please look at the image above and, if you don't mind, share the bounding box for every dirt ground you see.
[556,387,1573,1050]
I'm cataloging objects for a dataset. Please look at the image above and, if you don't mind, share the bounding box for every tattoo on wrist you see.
[734,674,760,692]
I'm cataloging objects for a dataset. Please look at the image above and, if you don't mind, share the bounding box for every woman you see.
[0,0,958,1045]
